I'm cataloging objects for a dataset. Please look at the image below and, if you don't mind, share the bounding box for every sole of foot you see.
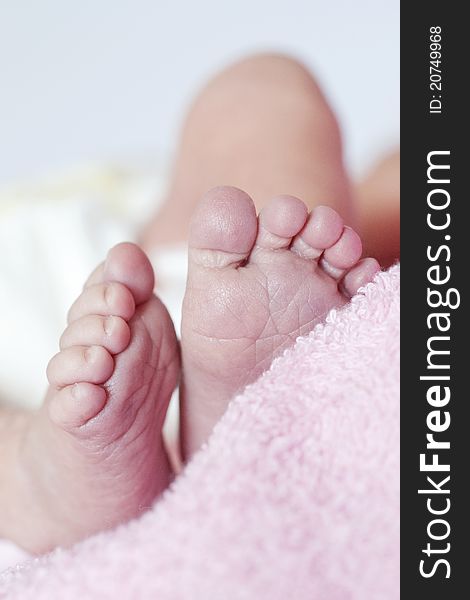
[181,186,380,457]
[2,243,179,554]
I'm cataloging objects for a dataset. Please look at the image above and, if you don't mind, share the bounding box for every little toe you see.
[188,186,258,268]
[291,205,344,259]
[340,258,381,298]
[102,243,155,305]
[256,195,308,250]
[60,315,131,355]
[47,345,114,389]
[48,383,107,429]
[320,226,363,278]
[67,282,135,324]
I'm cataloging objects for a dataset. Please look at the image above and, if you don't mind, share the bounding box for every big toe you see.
[189,186,258,267]
[86,242,155,305]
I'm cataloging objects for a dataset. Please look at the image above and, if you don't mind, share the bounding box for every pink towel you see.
[0,265,400,600]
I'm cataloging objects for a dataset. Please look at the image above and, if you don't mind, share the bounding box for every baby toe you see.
[320,225,363,278]
[47,345,114,389]
[291,205,344,259]
[256,195,308,250]
[340,257,381,298]
[67,282,135,324]
[103,243,155,305]
[48,382,107,429]
[60,315,130,355]
[188,186,258,268]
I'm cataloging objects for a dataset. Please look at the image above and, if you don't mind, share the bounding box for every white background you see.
[0,0,399,186]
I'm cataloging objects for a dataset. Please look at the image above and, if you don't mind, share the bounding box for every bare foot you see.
[180,187,379,457]
[1,243,179,554]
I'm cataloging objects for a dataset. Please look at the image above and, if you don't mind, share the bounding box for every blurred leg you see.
[141,53,353,250]
[355,150,400,267]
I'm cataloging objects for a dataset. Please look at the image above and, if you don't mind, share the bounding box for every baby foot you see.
[2,243,179,553]
[181,187,379,456]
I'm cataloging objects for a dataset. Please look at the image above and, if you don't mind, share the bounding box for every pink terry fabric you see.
[0,265,400,600]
